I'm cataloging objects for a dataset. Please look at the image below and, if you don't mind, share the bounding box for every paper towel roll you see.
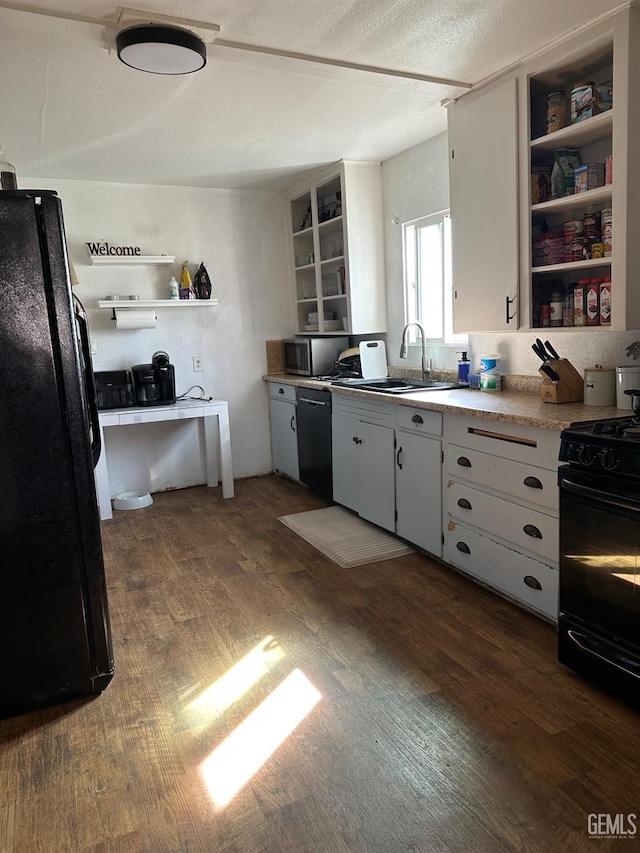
[114,309,157,330]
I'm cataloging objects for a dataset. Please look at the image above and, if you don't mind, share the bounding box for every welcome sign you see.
[86,241,142,257]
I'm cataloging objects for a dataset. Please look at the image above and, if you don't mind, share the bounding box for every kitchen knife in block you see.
[539,358,584,403]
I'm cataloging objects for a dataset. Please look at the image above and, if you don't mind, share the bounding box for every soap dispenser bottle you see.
[169,276,179,300]
[457,351,470,385]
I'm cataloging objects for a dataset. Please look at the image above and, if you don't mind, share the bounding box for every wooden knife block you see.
[539,358,584,403]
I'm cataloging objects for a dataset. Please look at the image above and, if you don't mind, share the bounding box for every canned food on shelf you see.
[547,91,568,134]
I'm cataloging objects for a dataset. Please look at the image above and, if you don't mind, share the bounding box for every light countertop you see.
[264,374,625,431]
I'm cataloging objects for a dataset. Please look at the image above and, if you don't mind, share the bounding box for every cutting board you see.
[359,340,388,379]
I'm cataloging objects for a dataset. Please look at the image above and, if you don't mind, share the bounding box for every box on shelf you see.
[532,224,564,267]
[531,166,552,204]
[570,84,609,123]
[574,163,605,193]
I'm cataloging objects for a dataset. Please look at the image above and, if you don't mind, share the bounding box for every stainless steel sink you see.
[355,378,462,394]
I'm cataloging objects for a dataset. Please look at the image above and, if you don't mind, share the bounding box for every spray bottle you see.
[457,351,470,385]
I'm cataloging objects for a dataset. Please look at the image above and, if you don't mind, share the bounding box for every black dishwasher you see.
[295,387,332,499]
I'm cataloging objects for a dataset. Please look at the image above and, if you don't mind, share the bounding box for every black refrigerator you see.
[0,190,114,719]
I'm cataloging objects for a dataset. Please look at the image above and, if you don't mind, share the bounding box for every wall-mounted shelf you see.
[90,255,176,266]
[98,299,218,308]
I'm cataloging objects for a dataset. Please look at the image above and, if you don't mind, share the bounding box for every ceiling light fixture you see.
[116,24,207,75]
[0,3,471,88]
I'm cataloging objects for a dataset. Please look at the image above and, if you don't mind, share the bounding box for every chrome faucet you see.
[399,321,430,380]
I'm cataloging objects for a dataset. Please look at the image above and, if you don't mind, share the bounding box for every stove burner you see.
[622,426,640,438]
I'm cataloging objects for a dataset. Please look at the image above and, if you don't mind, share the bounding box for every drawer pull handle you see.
[523,524,542,539]
[396,447,403,470]
[353,436,362,445]
[523,575,542,591]
[457,498,472,510]
[411,414,424,424]
[278,387,285,394]
[524,476,543,489]
[290,415,295,433]
[457,456,472,468]
[456,541,471,554]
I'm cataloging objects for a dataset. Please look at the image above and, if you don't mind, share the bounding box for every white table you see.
[94,399,234,520]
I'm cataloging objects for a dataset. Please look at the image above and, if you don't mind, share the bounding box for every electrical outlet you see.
[193,356,204,372]
[90,339,97,354]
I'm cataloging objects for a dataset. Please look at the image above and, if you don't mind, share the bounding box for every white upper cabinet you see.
[287,160,386,336]
[448,5,640,334]
[448,78,520,333]
[522,7,640,332]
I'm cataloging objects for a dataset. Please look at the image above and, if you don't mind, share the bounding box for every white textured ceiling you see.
[0,0,626,190]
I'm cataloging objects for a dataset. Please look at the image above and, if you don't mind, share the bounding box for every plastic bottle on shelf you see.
[457,351,470,385]
[180,261,191,299]
[169,276,179,300]
[0,144,17,190]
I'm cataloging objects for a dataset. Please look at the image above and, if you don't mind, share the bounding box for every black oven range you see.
[558,416,640,698]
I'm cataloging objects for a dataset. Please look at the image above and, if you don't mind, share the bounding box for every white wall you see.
[381,133,458,372]
[25,177,292,493]
[381,137,640,377]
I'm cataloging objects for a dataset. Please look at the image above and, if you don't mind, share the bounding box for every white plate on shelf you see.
[324,320,341,331]
[304,324,319,331]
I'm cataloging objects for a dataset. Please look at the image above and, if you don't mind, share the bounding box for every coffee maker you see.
[132,351,176,406]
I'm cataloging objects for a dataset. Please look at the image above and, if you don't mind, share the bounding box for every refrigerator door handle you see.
[74,297,101,467]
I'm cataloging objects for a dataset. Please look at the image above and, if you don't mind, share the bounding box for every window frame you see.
[402,210,467,347]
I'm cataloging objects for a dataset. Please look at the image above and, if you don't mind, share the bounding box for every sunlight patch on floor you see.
[200,668,322,807]
[186,636,284,724]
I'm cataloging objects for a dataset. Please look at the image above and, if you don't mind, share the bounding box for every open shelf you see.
[531,256,612,275]
[89,255,175,265]
[530,110,613,151]
[532,185,612,216]
[98,299,219,308]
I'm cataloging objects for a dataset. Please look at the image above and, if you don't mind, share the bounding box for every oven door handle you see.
[567,630,640,680]
[561,477,640,513]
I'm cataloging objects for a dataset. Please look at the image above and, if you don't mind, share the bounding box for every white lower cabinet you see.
[443,524,558,620]
[445,481,558,563]
[395,407,443,556]
[332,394,396,531]
[443,412,560,621]
[268,383,299,481]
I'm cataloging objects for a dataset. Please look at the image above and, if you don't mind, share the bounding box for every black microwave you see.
[283,337,349,376]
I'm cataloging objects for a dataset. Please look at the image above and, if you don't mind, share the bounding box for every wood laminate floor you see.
[1,476,639,852]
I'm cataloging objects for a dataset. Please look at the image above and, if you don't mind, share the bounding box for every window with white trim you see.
[403,211,467,345]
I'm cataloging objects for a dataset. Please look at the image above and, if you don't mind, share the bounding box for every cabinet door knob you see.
[456,541,471,554]
[457,456,472,467]
[523,524,542,539]
[523,575,542,590]
[278,387,284,394]
[353,436,362,445]
[457,498,472,510]
[290,415,295,433]
[523,476,543,489]
[411,414,424,424]
[396,447,403,469]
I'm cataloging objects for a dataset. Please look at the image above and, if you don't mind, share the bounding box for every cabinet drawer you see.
[446,444,558,511]
[396,406,442,436]
[332,392,396,425]
[444,413,560,468]
[445,481,558,563]
[444,523,558,621]
[118,407,199,425]
[268,382,297,402]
